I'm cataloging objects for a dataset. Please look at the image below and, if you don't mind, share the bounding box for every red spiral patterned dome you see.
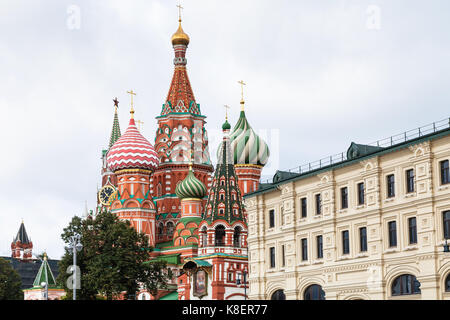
[107,118,159,172]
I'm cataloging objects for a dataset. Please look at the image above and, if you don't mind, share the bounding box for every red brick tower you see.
[107,97,160,246]
[152,15,213,244]
[11,221,33,260]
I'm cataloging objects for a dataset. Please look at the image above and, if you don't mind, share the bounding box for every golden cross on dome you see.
[177,3,184,22]
[127,90,137,117]
[136,119,144,131]
[238,80,246,101]
[223,104,231,120]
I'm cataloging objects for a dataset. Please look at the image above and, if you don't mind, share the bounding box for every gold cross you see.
[223,104,231,120]
[177,3,184,22]
[136,120,144,131]
[127,90,137,117]
[238,80,246,102]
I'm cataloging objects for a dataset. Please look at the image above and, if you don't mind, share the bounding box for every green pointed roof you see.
[109,106,122,149]
[175,166,207,199]
[32,253,57,288]
[203,126,245,225]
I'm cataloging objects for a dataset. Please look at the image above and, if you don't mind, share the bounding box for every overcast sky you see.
[1,0,449,259]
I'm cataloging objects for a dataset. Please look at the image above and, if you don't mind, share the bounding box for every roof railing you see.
[261,117,450,184]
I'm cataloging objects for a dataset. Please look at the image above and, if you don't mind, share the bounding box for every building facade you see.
[245,125,450,300]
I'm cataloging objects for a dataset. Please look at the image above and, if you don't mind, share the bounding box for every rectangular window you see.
[358,182,365,205]
[342,230,350,255]
[387,174,395,198]
[317,235,323,259]
[388,221,397,247]
[359,227,367,252]
[341,187,348,209]
[270,247,275,268]
[406,169,415,193]
[441,160,450,185]
[269,209,275,228]
[301,198,307,218]
[301,238,308,261]
[315,194,322,215]
[408,217,417,244]
[444,211,450,240]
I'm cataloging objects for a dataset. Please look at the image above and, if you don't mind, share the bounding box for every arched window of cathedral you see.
[157,183,162,197]
[220,194,225,201]
[166,222,175,238]
[391,274,421,296]
[304,285,325,300]
[215,225,225,246]
[271,290,286,300]
[233,226,241,248]
[201,227,208,247]
[157,223,164,240]
[220,179,225,186]
[445,274,450,292]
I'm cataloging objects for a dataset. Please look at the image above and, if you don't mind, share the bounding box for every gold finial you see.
[238,80,246,110]
[127,90,136,118]
[113,97,119,111]
[172,3,190,46]
[136,120,144,131]
[186,148,193,170]
[224,105,230,120]
[43,252,48,261]
[177,3,184,23]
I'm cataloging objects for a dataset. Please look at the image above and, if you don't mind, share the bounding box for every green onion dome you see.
[222,119,231,130]
[217,110,270,166]
[175,166,207,199]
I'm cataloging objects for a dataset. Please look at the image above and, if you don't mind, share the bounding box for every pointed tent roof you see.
[14,222,30,244]
[202,121,245,225]
[159,20,202,117]
[109,105,122,149]
[32,253,57,288]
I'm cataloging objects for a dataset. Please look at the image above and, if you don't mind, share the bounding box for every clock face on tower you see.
[98,185,117,206]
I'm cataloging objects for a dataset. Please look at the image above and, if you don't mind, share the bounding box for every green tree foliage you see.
[0,258,23,300]
[57,210,171,300]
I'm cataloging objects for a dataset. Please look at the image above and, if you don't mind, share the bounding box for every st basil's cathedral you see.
[96,13,270,300]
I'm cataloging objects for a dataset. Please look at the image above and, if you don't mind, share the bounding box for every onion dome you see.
[107,116,159,172]
[171,20,190,46]
[175,165,207,199]
[217,105,270,166]
[222,119,231,131]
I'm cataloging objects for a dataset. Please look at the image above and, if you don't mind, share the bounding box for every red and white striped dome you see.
[107,118,159,172]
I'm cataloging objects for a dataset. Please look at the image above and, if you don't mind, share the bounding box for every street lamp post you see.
[41,282,48,300]
[236,271,247,300]
[68,234,83,300]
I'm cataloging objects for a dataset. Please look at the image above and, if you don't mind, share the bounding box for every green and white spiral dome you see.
[217,110,270,167]
[175,166,207,199]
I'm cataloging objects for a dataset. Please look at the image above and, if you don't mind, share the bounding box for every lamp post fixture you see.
[68,233,83,300]
[40,281,48,300]
[236,271,247,300]
[444,239,450,253]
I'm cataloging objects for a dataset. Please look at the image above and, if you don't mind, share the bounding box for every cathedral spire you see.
[161,6,200,117]
[202,118,245,224]
[108,98,122,149]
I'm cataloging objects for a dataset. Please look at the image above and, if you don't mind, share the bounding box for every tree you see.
[0,258,23,300]
[57,209,171,300]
